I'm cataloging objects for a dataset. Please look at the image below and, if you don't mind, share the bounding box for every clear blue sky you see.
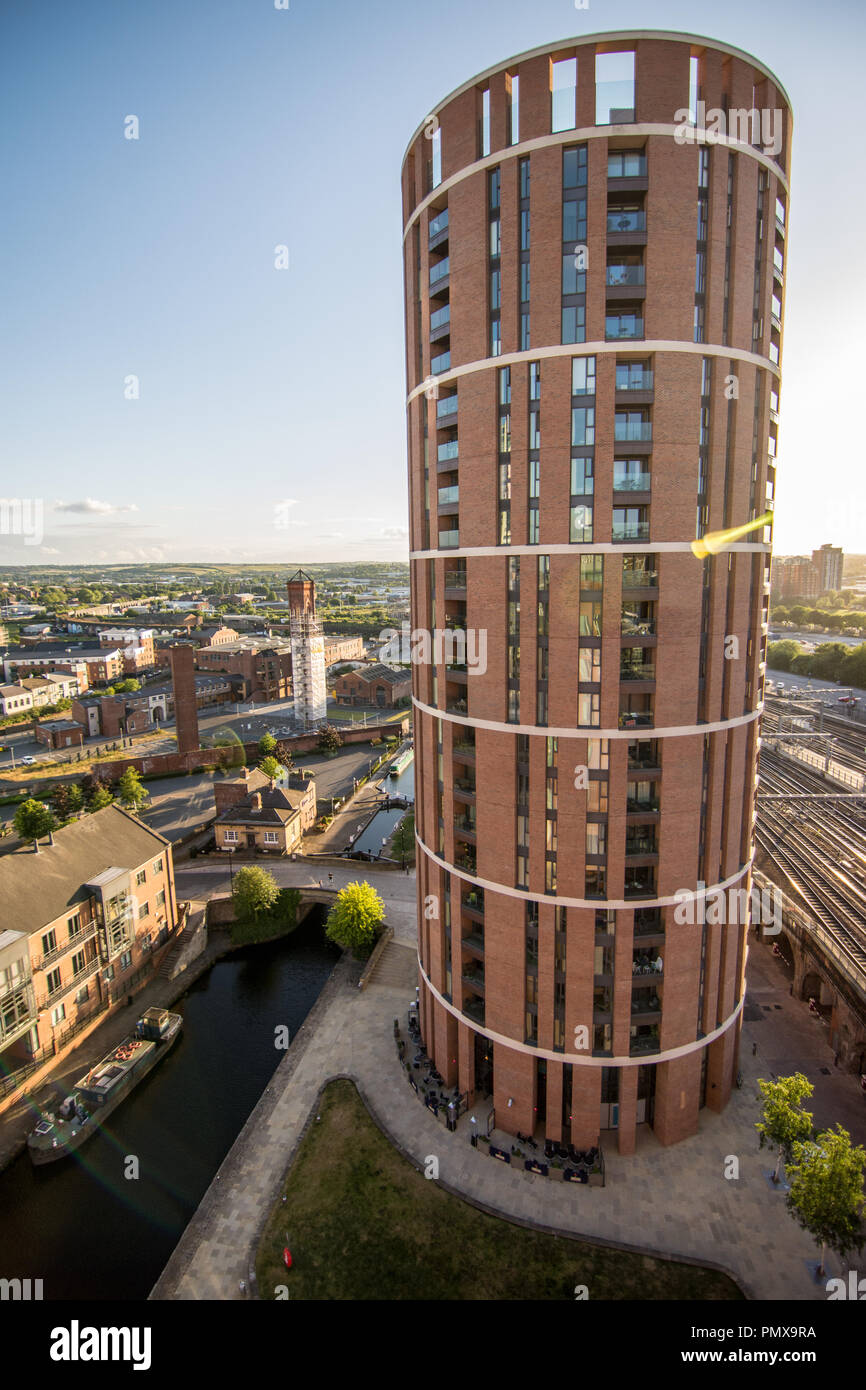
[0,0,862,565]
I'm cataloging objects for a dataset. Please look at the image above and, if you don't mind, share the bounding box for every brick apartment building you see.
[195,637,293,703]
[333,661,411,707]
[0,807,178,1079]
[3,644,124,688]
[403,32,790,1151]
[324,635,366,665]
[98,628,156,673]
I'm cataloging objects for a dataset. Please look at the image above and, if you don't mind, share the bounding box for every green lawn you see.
[256,1079,743,1301]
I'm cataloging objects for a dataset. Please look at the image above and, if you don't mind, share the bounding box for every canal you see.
[349,754,415,859]
[0,907,339,1301]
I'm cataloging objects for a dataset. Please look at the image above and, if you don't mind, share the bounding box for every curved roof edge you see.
[401,29,792,167]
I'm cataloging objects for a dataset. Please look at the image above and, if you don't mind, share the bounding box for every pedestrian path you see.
[151,940,835,1303]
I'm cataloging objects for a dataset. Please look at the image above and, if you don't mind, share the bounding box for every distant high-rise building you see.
[811,544,843,594]
[403,31,791,1152]
[770,556,819,602]
[287,570,326,726]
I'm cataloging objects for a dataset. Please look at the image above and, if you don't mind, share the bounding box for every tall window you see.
[595,50,635,124]
[508,73,520,145]
[480,87,491,157]
[551,57,577,133]
[431,127,442,188]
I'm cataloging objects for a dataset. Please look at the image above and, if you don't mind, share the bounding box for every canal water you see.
[0,908,339,1301]
[349,755,415,859]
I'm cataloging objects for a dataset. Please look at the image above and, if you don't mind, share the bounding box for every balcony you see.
[608,153,647,180]
[463,996,485,1025]
[616,367,653,394]
[462,930,485,956]
[431,350,451,375]
[436,395,458,423]
[613,469,651,492]
[634,907,664,937]
[626,793,660,813]
[607,209,646,233]
[428,208,449,249]
[624,867,657,898]
[621,606,655,637]
[622,567,657,590]
[438,484,459,509]
[430,304,451,344]
[452,740,476,763]
[438,529,460,549]
[612,521,650,543]
[438,439,459,463]
[633,950,663,977]
[444,568,466,595]
[606,264,645,288]
[606,315,644,341]
[34,921,100,972]
[630,1027,660,1056]
[619,710,654,730]
[614,418,652,443]
[625,830,658,857]
[627,740,659,771]
[0,983,37,1047]
[429,257,450,287]
[620,660,655,683]
[462,963,485,993]
[631,994,662,1018]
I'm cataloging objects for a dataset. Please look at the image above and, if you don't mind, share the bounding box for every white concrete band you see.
[403,123,788,241]
[407,339,780,405]
[415,828,753,911]
[411,693,763,741]
[409,541,770,560]
[416,953,745,1068]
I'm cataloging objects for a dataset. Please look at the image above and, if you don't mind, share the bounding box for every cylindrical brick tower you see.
[402,32,791,1152]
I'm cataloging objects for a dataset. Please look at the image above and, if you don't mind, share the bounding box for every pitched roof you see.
[0,806,170,936]
[339,662,410,685]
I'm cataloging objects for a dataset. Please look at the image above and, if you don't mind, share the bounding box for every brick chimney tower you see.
[170,643,199,756]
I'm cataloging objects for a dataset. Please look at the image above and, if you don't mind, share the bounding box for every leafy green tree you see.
[232,865,280,921]
[317,724,343,757]
[49,783,80,821]
[766,640,802,673]
[258,732,277,757]
[839,644,866,690]
[786,1126,866,1277]
[13,798,55,851]
[756,1073,814,1184]
[325,880,385,958]
[114,678,141,693]
[67,783,85,814]
[117,767,150,812]
[258,755,282,780]
[788,606,808,627]
[88,785,114,812]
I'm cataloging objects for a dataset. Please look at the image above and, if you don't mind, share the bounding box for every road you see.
[769,628,865,648]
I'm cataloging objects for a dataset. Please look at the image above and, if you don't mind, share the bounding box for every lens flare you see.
[691,511,773,558]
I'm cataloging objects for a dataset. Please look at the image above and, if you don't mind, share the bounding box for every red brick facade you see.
[403,33,790,1151]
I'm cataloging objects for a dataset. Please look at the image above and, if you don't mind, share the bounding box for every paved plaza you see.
[151,887,861,1301]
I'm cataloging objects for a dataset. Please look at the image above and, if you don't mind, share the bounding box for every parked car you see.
[20,755,36,765]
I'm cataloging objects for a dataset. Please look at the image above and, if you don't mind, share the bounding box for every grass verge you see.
[255,1078,743,1301]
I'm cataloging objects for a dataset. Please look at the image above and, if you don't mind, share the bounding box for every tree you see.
[258,732,277,757]
[114,678,141,693]
[317,724,343,757]
[232,865,280,921]
[13,798,55,851]
[258,755,282,780]
[49,783,81,822]
[756,1073,814,1184]
[786,1125,866,1278]
[87,784,114,812]
[325,880,385,957]
[274,739,295,771]
[117,767,150,813]
[766,639,802,674]
[67,783,85,814]
[788,605,808,627]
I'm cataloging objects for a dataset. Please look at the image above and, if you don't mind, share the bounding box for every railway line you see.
[755,745,866,981]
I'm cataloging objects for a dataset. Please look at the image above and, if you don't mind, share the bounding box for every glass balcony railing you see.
[438,529,460,549]
[431,351,451,374]
[436,396,458,419]
[438,440,459,462]
[616,369,653,391]
[612,522,650,542]
[606,265,645,286]
[622,568,657,587]
[430,305,451,330]
[608,154,647,178]
[619,710,655,729]
[627,743,659,769]
[626,794,660,812]
[606,316,644,340]
[438,485,459,505]
[614,419,652,441]
[620,662,655,682]
[613,471,651,491]
[430,257,450,285]
[429,208,449,239]
[630,1028,660,1055]
[626,833,658,856]
[444,568,466,590]
[607,210,646,232]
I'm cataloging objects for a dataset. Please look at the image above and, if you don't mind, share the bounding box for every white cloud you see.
[54,498,139,514]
